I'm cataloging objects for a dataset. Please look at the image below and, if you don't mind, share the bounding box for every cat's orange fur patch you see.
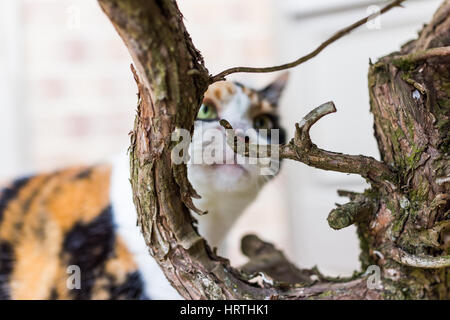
[46,165,111,231]
[204,81,277,119]
[204,81,236,112]
[0,175,48,242]
[6,164,112,299]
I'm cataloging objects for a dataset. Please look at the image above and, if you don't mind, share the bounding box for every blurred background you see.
[0,0,442,276]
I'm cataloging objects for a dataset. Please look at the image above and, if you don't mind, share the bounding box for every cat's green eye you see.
[253,115,273,130]
[197,102,219,121]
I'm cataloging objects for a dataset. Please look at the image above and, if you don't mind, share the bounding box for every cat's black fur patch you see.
[49,287,59,300]
[0,241,14,300]
[231,82,287,145]
[62,205,146,300]
[72,168,93,180]
[108,271,147,300]
[62,205,116,299]
[264,114,286,144]
[0,177,30,223]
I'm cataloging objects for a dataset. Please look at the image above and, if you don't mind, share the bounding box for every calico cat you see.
[0,74,288,300]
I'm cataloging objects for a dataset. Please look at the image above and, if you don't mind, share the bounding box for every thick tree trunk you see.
[364,3,450,298]
[98,0,449,299]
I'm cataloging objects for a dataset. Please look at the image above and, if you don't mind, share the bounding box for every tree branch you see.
[328,196,378,230]
[391,46,450,65]
[211,0,408,82]
[221,101,397,189]
[239,234,322,285]
[389,247,450,269]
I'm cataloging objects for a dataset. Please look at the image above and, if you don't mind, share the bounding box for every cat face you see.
[187,74,287,195]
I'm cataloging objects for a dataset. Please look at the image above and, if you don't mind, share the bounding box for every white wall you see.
[0,0,27,182]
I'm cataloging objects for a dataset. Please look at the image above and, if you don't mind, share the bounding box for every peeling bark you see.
[364,0,450,299]
[98,0,450,299]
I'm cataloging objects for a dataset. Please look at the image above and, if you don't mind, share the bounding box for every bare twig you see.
[337,190,361,200]
[220,101,397,189]
[328,196,377,230]
[436,176,450,185]
[211,0,407,82]
[389,247,450,269]
[219,119,277,158]
[389,46,450,71]
[393,46,450,63]
[293,101,336,149]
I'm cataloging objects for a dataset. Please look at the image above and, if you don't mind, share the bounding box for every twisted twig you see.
[211,0,407,82]
[220,101,396,189]
[389,247,450,269]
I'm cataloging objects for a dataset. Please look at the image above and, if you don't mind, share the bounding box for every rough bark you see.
[363,1,450,298]
[98,0,450,299]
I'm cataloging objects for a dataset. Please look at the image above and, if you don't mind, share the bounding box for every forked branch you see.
[211,0,407,82]
[220,101,397,189]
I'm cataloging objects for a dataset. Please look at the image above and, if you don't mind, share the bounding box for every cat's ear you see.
[259,72,289,106]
